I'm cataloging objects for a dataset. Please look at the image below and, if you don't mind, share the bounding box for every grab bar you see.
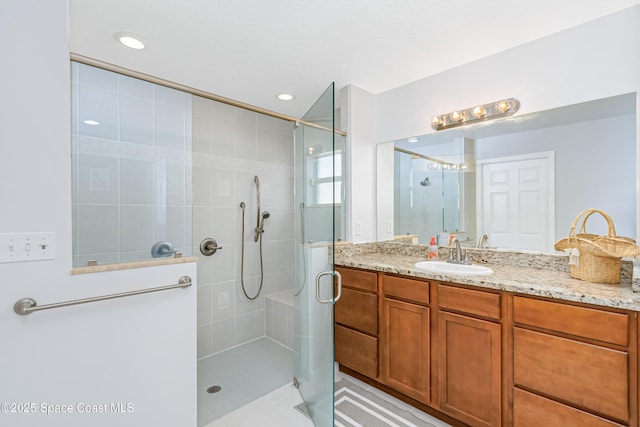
[13,275,192,315]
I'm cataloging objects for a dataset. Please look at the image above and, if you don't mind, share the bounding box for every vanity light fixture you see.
[115,32,145,50]
[431,98,520,131]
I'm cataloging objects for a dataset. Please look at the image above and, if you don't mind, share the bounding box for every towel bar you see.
[13,275,192,315]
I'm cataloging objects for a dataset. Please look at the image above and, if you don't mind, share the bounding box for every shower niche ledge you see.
[71,256,198,275]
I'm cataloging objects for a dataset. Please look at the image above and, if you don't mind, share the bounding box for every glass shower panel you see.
[71,62,192,267]
[294,83,339,427]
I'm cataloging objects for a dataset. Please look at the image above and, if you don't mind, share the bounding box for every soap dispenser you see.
[428,236,438,260]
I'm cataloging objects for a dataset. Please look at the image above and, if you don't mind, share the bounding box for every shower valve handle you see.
[200,238,223,256]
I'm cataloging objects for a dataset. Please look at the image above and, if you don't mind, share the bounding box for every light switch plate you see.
[0,232,55,263]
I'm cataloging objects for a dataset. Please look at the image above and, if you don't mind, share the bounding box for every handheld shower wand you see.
[256,211,270,237]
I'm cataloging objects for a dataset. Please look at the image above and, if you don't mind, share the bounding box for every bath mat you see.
[295,378,436,427]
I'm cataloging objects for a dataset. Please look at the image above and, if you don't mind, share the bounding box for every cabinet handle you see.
[315,270,342,304]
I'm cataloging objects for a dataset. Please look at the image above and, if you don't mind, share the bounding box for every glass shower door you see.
[294,83,343,427]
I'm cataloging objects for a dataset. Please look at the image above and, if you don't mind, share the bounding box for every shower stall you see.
[193,84,345,426]
[191,95,299,425]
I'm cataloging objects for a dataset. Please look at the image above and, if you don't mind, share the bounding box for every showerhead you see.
[420,177,431,187]
[255,210,270,241]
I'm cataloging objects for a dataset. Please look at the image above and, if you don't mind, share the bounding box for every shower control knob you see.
[151,241,178,258]
[200,238,223,256]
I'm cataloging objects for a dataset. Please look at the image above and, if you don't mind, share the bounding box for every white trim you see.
[475,151,555,253]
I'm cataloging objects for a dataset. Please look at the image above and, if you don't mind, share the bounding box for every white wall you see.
[346,85,378,242]
[376,142,394,240]
[0,2,196,426]
[350,5,640,243]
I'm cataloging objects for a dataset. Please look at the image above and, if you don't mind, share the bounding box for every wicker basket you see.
[554,208,640,284]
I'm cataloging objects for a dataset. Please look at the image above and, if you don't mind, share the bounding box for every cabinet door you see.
[438,311,501,427]
[381,298,430,403]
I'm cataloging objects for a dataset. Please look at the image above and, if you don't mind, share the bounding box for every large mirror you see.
[377,93,637,254]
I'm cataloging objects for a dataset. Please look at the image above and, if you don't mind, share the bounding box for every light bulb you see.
[431,116,442,127]
[496,100,510,113]
[449,111,463,122]
[472,105,486,118]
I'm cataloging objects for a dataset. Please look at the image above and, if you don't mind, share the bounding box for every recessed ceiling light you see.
[277,93,295,101]
[83,120,100,126]
[115,32,145,50]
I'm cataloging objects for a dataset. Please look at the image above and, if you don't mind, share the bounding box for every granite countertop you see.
[335,251,640,311]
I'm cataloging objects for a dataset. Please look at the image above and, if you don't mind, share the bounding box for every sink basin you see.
[414,261,493,276]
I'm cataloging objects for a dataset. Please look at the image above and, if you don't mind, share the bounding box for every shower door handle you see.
[315,270,342,304]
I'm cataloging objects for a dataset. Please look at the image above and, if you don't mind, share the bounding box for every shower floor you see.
[198,337,294,426]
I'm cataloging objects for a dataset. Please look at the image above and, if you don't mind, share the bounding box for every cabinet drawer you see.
[336,267,377,292]
[335,324,378,378]
[438,284,501,320]
[335,287,377,335]
[514,327,628,422]
[514,388,624,427]
[383,275,429,305]
[513,296,628,346]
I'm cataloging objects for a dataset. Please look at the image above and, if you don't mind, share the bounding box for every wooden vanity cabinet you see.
[380,275,430,403]
[334,266,379,378]
[437,284,502,427]
[333,266,640,427]
[512,296,637,426]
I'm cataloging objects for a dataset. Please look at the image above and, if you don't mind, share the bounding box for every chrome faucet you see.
[477,234,489,249]
[447,238,471,265]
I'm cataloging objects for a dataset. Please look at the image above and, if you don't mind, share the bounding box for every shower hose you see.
[239,203,264,300]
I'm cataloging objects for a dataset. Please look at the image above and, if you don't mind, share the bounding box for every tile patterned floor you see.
[199,338,451,427]
[198,338,293,425]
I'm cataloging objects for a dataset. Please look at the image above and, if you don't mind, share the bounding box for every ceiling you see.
[69,0,640,118]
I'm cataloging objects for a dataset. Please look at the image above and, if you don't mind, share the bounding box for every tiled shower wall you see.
[72,63,192,267]
[192,96,295,359]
